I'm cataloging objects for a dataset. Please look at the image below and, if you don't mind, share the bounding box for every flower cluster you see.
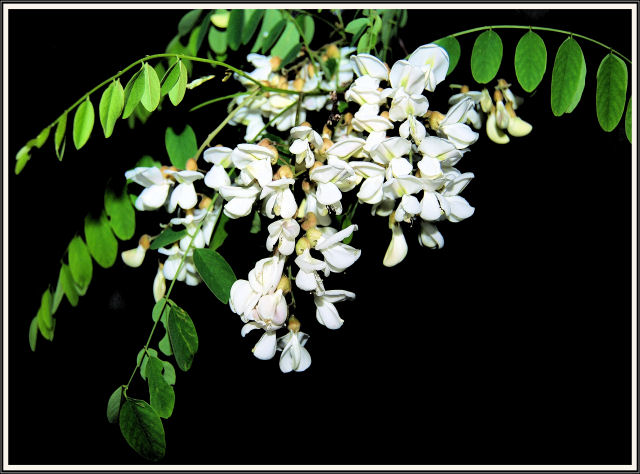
[120,41,508,373]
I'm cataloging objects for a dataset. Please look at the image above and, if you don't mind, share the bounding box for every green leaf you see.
[227,10,244,51]
[165,125,197,170]
[162,360,176,385]
[107,386,124,424]
[160,61,181,96]
[434,36,461,76]
[14,146,30,175]
[399,9,408,28]
[149,228,188,250]
[193,248,236,304]
[168,60,188,107]
[514,31,547,92]
[242,9,264,45]
[55,113,67,161]
[104,185,135,241]
[34,126,50,148]
[147,356,175,419]
[72,97,94,150]
[52,268,65,315]
[59,263,79,307]
[137,348,159,381]
[211,9,230,28]
[471,30,503,84]
[271,21,300,67]
[209,213,229,251]
[135,155,162,168]
[187,26,201,56]
[140,63,161,112]
[282,44,302,69]
[68,236,93,289]
[167,305,199,372]
[596,53,628,132]
[625,97,632,143]
[29,316,38,352]
[152,298,171,323]
[122,67,145,120]
[252,10,284,53]
[119,398,166,461]
[341,216,354,245]
[99,79,124,138]
[37,288,54,341]
[357,31,371,54]
[84,211,118,268]
[550,37,586,117]
[345,17,369,36]
[178,9,202,37]
[194,10,213,54]
[261,19,286,54]
[250,210,261,234]
[208,26,227,55]
[159,333,173,357]
[295,14,315,44]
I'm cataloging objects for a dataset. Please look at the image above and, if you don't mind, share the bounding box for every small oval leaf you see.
[227,10,244,51]
[596,53,628,132]
[471,30,503,84]
[550,37,587,117]
[178,9,202,37]
[165,125,197,170]
[29,316,38,351]
[150,228,188,250]
[59,263,79,307]
[107,386,124,424]
[167,304,199,372]
[168,60,188,107]
[261,19,286,54]
[72,97,94,150]
[252,9,283,53]
[140,63,161,112]
[55,113,67,161]
[160,62,181,96]
[295,14,315,44]
[104,184,135,241]
[625,97,632,143]
[208,25,227,55]
[99,80,125,138]
[119,398,166,461]
[193,248,236,304]
[514,30,547,92]
[37,288,54,341]
[68,236,93,289]
[122,67,145,119]
[84,212,118,268]
[147,356,175,419]
[434,36,461,75]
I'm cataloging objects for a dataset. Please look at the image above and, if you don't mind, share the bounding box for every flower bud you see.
[139,234,151,250]
[300,121,312,128]
[270,56,282,71]
[278,165,294,179]
[295,236,312,255]
[277,275,291,295]
[301,212,317,231]
[461,85,470,93]
[305,227,323,247]
[426,111,445,130]
[493,89,503,103]
[320,138,333,154]
[293,78,304,92]
[199,196,212,209]
[480,88,493,113]
[301,180,312,194]
[379,111,390,120]
[507,116,533,137]
[153,263,166,302]
[326,44,340,59]
[307,63,315,78]
[185,158,198,171]
[322,125,332,139]
[287,315,301,332]
[486,108,510,144]
[310,161,323,172]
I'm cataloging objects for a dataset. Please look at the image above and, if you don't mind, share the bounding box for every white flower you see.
[294,248,328,294]
[228,94,268,142]
[309,157,359,214]
[277,330,311,373]
[345,75,385,105]
[383,220,408,267]
[407,43,449,92]
[248,255,286,296]
[231,144,275,187]
[350,53,389,81]
[289,125,323,168]
[437,98,480,149]
[370,136,411,166]
[165,170,205,213]
[418,136,465,168]
[352,104,394,133]
[298,187,332,225]
[246,329,277,360]
[399,114,427,145]
[203,146,232,190]
[260,178,297,219]
[230,280,261,319]
[315,225,361,274]
[236,53,276,86]
[394,194,421,223]
[125,167,174,211]
[158,244,200,286]
[420,172,475,223]
[325,136,367,161]
[418,221,444,249]
[121,244,147,268]
[266,218,300,256]
[449,90,484,129]
[314,289,356,329]
[219,183,261,219]
[320,46,357,90]
[263,94,303,132]
[350,161,386,205]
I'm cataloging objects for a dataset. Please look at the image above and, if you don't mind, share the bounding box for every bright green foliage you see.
[14,146,30,175]
[167,305,199,372]
[165,124,197,170]
[178,9,202,37]
[59,263,79,307]
[515,31,547,92]
[122,67,145,119]
[242,10,264,45]
[227,10,244,51]
[72,97,94,150]
[596,53,628,132]
[84,212,118,268]
[99,80,124,138]
[210,213,229,251]
[551,37,586,116]
[271,21,301,67]
[34,126,50,148]
[193,248,236,304]
[54,113,67,161]
[150,228,188,250]
[168,60,188,107]
[209,25,227,56]
[434,36,461,75]
[253,10,285,53]
[295,14,315,44]
[107,386,124,424]
[250,210,261,234]
[119,398,166,461]
[68,236,93,290]
[159,333,173,357]
[152,298,171,323]
[345,18,369,45]
[160,62,181,96]
[135,155,162,168]
[37,288,54,341]
[625,97,632,143]
[104,185,135,241]
[51,273,64,315]
[140,63,161,112]
[211,9,230,29]
[471,30,503,83]
[29,316,38,351]
[147,356,175,419]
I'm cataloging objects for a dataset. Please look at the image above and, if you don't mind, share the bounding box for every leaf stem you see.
[432,25,631,63]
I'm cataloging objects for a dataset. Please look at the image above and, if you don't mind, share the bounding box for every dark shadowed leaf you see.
[147,356,175,419]
[625,97,632,143]
[596,53,628,132]
[29,316,38,351]
[160,61,181,96]
[167,305,199,372]
[193,248,236,304]
[227,10,244,51]
[210,213,229,251]
[104,184,135,241]
[119,398,166,461]
[150,228,188,250]
[295,13,315,44]
[107,386,124,424]
[242,9,264,45]
[178,9,202,37]
[271,21,300,67]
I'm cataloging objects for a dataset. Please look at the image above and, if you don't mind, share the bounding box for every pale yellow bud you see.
[270,56,282,71]
[295,236,312,255]
[139,234,151,250]
[426,111,445,130]
[185,158,198,171]
[301,212,317,231]
[322,125,332,140]
[326,44,340,59]
[460,85,470,93]
[301,180,312,194]
[320,138,333,154]
[199,196,212,209]
[507,116,533,137]
[306,227,323,247]
[153,264,166,302]
[493,89,503,103]
[293,78,304,92]
[300,121,312,128]
[277,275,291,295]
[310,161,323,173]
[278,165,294,179]
[379,111,390,120]
[287,315,301,332]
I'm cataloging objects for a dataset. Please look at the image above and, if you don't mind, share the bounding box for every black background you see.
[7,6,634,467]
